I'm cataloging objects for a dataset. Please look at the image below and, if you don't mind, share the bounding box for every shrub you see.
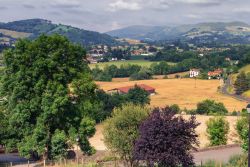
[133,107,200,167]
[103,104,150,167]
[206,117,229,146]
[169,104,181,114]
[236,116,248,151]
[196,99,228,115]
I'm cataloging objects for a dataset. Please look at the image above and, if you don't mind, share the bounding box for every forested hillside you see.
[0,19,118,46]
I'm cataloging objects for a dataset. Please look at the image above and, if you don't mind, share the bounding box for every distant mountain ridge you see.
[106,22,250,44]
[0,19,118,46]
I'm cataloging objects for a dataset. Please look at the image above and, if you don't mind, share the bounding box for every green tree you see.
[0,35,98,159]
[51,130,68,160]
[196,99,228,115]
[103,104,150,167]
[129,67,153,81]
[206,117,229,146]
[234,72,249,95]
[126,85,150,105]
[236,116,248,151]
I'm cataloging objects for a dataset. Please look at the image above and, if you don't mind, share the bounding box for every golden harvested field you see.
[89,116,240,150]
[96,78,247,112]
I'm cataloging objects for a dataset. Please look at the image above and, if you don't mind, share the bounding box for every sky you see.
[0,0,250,32]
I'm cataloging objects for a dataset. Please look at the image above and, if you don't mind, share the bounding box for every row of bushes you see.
[91,59,212,81]
[102,103,249,166]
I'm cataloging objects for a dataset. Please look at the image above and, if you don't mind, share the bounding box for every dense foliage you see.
[0,35,99,159]
[196,99,228,115]
[95,87,150,120]
[206,117,229,146]
[103,104,150,167]
[236,116,249,151]
[234,72,250,95]
[133,107,200,167]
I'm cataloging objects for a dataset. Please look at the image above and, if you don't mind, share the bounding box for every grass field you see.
[96,78,247,112]
[0,29,31,39]
[89,60,175,69]
[239,64,250,73]
[89,116,240,150]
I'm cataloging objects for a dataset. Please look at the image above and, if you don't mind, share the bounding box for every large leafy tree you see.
[0,35,98,159]
[133,107,200,167]
[103,104,150,167]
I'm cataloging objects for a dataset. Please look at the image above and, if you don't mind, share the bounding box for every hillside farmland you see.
[96,78,247,112]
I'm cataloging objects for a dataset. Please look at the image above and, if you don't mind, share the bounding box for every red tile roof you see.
[208,69,223,76]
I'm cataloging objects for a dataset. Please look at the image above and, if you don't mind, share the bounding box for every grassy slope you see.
[0,29,31,38]
[89,60,175,69]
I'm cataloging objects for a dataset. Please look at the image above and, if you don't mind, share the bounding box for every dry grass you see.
[89,116,240,150]
[0,29,31,39]
[96,78,247,112]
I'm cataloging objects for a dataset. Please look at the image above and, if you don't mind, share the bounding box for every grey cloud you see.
[23,4,35,9]
[0,6,7,10]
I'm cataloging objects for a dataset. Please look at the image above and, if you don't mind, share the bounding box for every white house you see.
[190,69,200,78]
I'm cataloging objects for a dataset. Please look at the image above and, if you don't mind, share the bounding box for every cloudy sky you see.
[0,0,250,32]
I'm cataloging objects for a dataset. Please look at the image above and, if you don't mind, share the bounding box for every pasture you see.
[0,29,31,39]
[89,116,240,150]
[96,78,247,112]
[89,60,175,69]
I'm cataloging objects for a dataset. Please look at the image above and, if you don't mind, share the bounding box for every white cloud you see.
[108,0,141,12]
[185,14,201,19]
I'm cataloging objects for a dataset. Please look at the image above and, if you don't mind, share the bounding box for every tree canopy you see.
[0,34,99,159]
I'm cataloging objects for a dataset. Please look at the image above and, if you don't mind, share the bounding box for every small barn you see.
[108,84,156,95]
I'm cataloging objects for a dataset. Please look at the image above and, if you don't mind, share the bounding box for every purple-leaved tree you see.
[133,107,200,167]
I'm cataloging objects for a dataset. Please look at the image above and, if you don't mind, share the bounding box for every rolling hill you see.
[106,22,250,44]
[0,19,118,46]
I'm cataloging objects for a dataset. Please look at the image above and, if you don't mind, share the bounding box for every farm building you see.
[189,69,200,78]
[208,69,223,79]
[108,84,156,95]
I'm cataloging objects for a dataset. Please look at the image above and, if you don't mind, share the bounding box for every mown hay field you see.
[96,78,247,112]
[89,116,240,150]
